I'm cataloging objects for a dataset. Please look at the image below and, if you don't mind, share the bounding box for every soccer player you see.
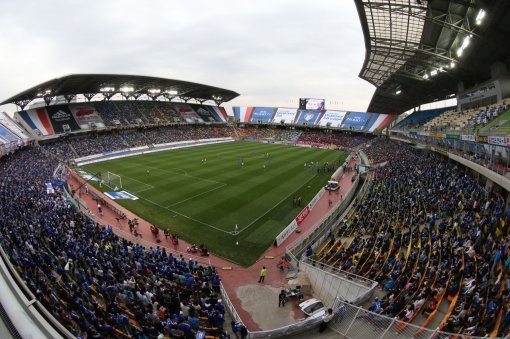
[262,164,266,170]
[146,169,150,175]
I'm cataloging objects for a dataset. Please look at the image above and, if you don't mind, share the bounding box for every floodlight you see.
[395,90,401,95]
[476,9,486,25]
[120,86,134,93]
[100,86,115,92]
[148,88,161,94]
[430,70,438,77]
[457,48,463,57]
[461,36,471,49]
[450,62,456,68]
[422,74,429,80]
[166,90,178,95]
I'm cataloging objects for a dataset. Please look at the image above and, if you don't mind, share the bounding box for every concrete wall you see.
[299,261,371,306]
[448,152,510,192]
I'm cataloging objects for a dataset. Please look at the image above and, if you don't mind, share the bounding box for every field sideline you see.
[82,141,348,266]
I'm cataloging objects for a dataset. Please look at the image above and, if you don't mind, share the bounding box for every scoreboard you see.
[299,98,325,110]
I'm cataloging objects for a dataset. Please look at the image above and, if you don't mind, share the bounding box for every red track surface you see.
[67,155,359,331]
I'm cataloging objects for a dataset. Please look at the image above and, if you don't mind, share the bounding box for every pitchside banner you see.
[250,107,275,122]
[318,110,347,127]
[70,105,105,129]
[294,110,321,125]
[488,136,510,146]
[46,105,81,133]
[341,112,371,130]
[272,108,297,124]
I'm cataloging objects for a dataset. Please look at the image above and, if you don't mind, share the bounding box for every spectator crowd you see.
[314,138,510,337]
[0,145,232,338]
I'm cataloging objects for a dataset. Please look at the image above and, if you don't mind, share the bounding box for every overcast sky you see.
[0,0,377,114]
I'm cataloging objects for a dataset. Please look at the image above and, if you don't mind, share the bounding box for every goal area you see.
[101,171,122,190]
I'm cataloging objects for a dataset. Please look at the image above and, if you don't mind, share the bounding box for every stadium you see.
[0,0,510,338]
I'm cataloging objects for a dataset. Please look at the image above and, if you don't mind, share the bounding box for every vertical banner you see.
[294,110,321,125]
[341,112,372,130]
[250,107,276,122]
[272,108,298,124]
[69,105,105,129]
[318,110,347,127]
[46,105,81,133]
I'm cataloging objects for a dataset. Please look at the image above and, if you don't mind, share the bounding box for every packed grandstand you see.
[1,1,510,339]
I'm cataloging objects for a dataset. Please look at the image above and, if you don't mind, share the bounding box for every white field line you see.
[236,174,318,235]
[131,193,232,234]
[130,186,155,194]
[143,164,224,185]
[166,183,228,208]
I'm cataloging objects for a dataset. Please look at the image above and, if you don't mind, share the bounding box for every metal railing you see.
[0,241,75,338]
[299,259,377,308]
[286,170,370,265]
[390,133,510,178]
[329,300,500,339]
[248,317,323,338]
[219,283,242,324]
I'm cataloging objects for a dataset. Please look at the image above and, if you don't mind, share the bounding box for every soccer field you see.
[81,141,348,266]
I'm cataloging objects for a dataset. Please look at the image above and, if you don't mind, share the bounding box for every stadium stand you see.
[40,125,235,160]
[467,101,509,127]
[296,131,371,149]
[0,145,230,338]
[236,126,301,142]
[312,138,510,337]
[419,99,510,132]
[94,102,125,127]
[394,107,454,130]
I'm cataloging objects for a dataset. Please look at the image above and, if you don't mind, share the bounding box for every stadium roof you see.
[355,0,510,114]
[1,74,240,108]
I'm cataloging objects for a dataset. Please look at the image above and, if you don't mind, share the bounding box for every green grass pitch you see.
[82,141,348,266]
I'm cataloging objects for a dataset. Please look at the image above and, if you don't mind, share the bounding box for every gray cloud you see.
[0,0,376,114]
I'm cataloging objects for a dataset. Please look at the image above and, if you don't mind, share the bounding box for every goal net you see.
[101,172,122,191]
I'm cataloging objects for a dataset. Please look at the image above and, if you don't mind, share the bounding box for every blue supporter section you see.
[395,106,455,129]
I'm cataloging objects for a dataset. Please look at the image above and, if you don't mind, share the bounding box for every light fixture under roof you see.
[430,70,438,77]
[476,9,486,25]
[120,86,134,93]
[148,88,161,94]
[395,90,401,95]
[166,90,178,95]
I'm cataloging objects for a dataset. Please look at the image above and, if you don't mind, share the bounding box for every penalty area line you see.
[134,195,233,235]
[165,183,228,208]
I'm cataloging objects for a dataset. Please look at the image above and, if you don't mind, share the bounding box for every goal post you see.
[101,171,122,190]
